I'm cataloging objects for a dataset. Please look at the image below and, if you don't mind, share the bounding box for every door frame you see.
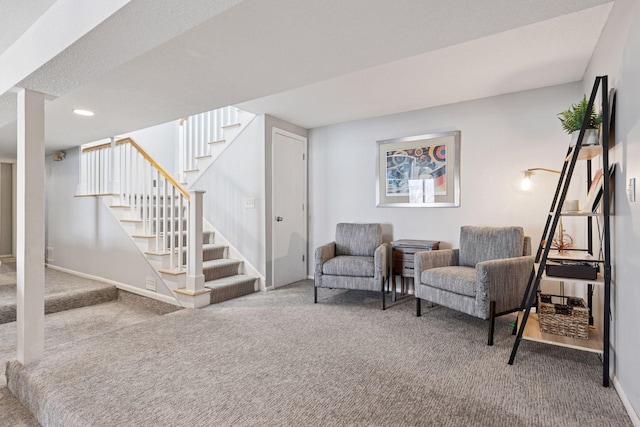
[270,127,308,289]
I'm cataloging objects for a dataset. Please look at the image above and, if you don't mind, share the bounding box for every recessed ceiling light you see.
[73,109,94,117]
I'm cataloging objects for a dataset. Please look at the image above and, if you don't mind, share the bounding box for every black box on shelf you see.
[545,260,599,280]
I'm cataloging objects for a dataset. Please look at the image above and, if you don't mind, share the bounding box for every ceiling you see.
[0,0,614,158]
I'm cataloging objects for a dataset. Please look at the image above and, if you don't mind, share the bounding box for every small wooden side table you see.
[391,239,440,301]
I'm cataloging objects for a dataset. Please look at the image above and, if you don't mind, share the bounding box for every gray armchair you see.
[414,226,533,345]
[314,223,389,309]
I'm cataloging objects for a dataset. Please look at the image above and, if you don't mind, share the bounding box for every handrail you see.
[82,139,127,152]
[116,137,190,201]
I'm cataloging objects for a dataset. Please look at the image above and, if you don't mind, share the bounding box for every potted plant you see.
[557,95,602,146]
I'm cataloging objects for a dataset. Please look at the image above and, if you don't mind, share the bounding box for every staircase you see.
[178,106,255,188]
[114,202,257,305]
[77,121,259,307]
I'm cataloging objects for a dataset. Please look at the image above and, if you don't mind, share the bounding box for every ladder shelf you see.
[508,75,612,387]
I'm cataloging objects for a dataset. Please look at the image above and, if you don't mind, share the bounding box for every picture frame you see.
[376,130,460,207]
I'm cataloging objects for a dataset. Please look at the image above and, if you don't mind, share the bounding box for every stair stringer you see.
[181,109,256,188]
[203,218,266,291]
[97,195,188,308]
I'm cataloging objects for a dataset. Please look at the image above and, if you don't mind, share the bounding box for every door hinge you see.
[302,254,305,262]
[303,153,306,161]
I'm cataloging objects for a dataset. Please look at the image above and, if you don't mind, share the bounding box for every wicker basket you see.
[537,293,589,340]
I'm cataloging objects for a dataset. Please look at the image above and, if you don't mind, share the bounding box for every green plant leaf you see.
[557,95,602,134]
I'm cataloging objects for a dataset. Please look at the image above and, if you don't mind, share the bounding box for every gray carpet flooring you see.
[0,262,117,324]
[5,280,632,427]
[1,288,180,426]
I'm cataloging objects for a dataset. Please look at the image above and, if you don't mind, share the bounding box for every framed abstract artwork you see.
[376,130,460,207]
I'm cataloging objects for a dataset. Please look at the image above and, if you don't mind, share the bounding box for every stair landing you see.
[0,262,118,325]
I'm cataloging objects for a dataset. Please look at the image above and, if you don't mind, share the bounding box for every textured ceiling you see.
[0,0,615,157]
[0,0,57,54]
[238,3,613,129]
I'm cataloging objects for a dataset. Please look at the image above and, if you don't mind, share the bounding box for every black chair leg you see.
[382,284,386,310]
[314,286,317,303]
[488,300,496,346]
[416,297,421,317]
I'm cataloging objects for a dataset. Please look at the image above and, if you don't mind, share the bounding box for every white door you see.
[272,129,307,288]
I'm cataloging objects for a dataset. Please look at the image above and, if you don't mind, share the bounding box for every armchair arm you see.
[414,249,459,285]
[476,256,534,316]
[374,243,389,280]
[414,249,458,271]
[314,242,336,274]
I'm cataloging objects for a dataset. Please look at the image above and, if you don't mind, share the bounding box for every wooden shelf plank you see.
[545,250,599,261]
[518,312,603,354]
[566,145,602,161]
[559,211,604,217]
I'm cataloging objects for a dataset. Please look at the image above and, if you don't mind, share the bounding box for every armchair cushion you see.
[335,223,382,256]
[459,226,524,267]
[322,256,375,277]
[421,266,477,297]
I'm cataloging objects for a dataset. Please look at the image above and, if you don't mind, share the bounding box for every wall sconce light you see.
[52,151,66,161]
[517,167,561,192]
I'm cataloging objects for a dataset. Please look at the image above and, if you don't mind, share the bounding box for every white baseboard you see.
[613,375,640,426]
[307,275,313,280]
[45,264,181,307]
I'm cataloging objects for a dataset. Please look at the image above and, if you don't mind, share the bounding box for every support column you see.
[16,89,45,364]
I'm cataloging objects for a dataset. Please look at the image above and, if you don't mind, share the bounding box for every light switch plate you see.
[244,198,255,209]
[629,178,636,202]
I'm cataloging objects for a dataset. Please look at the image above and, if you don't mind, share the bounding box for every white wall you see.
[583,0,640,418]
[194,116,267,275]
[309,82,583,265]
[45,147,174,299]
[118,120,179,175]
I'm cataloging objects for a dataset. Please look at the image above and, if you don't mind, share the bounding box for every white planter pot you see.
[570,128,599,147]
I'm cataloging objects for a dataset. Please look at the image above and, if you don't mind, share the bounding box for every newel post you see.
[186,190,207,296]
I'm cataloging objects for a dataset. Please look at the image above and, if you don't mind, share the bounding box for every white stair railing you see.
[78,141,113,195]
[179,105,239,173]
[78,138,205,295]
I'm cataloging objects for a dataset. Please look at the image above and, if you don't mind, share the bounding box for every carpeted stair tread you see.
[163,230,213,246]
[0,287,118,325]
[202,259,242,281]
[179,243,226,264]
[204,274,257,290]
[0,265,118,324]
[202,244,227,261]
[204,275,257,304]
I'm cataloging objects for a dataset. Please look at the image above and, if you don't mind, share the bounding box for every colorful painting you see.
[376,131,460,207]
[385,145,447,196]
